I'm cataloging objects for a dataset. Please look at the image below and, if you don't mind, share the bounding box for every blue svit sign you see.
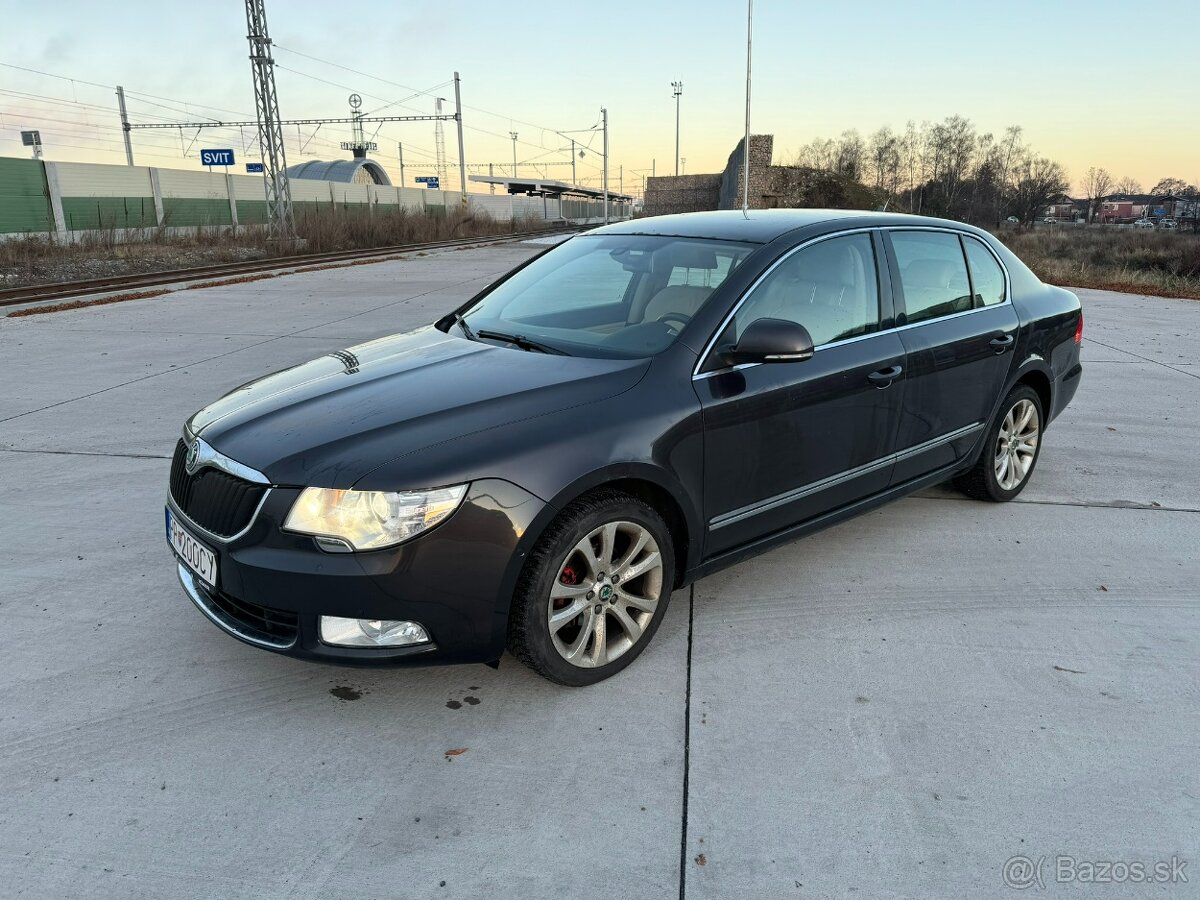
[201,149,235,167]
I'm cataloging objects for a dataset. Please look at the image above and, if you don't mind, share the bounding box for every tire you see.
[507,489,675,686]
[954,385,1044,502]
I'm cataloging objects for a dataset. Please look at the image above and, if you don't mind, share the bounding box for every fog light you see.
[319,616,430,648]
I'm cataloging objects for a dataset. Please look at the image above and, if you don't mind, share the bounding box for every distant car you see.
[1005,216,1020,224]
[166,210,1084,685]
[1133,219,1156,229]
[1160,219,1178,231]
[1042,217,1057,224]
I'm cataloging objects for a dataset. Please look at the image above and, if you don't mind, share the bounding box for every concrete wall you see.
[717,135,775,210]
[642,135,775,216]
[643,174,722,216]
[0,155,628,241]
[642,134,879,215]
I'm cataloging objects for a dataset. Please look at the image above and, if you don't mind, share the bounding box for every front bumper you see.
[168,478,547,666]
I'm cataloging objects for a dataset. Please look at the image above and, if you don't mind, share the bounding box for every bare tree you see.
[795,137,836,172]
[1011,156,1070,225]
[1081,167,1113,222]
[1150,177,1199,197]
[867,126,902,194]
[832,130,865,182]
[1115,176,1142,195]
[991,126,1025,222]
[901,120,928,213]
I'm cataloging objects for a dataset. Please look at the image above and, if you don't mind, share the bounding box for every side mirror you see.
[719,318,815,366]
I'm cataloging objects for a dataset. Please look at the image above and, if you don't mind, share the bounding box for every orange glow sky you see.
[2,0,1196,196]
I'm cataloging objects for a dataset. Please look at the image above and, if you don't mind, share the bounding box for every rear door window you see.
[963,237,1007,307]
[890,231,973,325]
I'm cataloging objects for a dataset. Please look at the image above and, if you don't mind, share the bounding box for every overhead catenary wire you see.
[1,57,630,189]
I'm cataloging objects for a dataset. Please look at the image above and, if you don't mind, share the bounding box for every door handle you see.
[868,365,903,387]
[989,334,1014,353]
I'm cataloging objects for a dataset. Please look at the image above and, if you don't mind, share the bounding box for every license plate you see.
[166,507,218,589]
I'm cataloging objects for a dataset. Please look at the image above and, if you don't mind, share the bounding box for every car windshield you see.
[457,234,757,359]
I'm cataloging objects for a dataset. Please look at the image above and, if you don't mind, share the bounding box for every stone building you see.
[643,134,880,216]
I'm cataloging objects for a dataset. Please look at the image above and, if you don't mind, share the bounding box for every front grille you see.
[170,439,268,538]
[205,586,299,646]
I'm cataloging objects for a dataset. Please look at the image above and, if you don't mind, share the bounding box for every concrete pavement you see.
[1,245,1196,899]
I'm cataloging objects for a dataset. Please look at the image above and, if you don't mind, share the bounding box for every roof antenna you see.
[877,197,890,212]
[741,0,753,217]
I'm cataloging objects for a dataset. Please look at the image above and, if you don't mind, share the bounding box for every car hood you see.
[189,326,650,488]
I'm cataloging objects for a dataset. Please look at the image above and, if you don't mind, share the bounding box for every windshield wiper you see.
[451,313,476,341]
[475,330,569,356]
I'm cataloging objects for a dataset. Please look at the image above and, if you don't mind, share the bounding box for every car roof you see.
[589,209,985,243]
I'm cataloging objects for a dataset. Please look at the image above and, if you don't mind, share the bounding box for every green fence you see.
[0,157,53,234]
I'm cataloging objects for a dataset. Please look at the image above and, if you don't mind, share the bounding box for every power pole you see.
[488,162,494,194]
[602,107,609,225]
[453,72,467,205]
[619,164,623,196]
[397,142,404,185]
[672,81,683,177]
[434,97,448,187]
[116,86,134,166]
[571,139,577,187]
[245,0,294,238]
[510,131,518,179]
[681,158,686,175]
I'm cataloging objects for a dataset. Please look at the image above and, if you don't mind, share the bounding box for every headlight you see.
[284,484,468,551]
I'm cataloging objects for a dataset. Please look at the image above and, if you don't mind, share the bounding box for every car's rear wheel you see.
[954,385,1043,502]
[507,490,675,686]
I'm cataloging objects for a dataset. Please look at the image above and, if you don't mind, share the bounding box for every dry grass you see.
[997,227,1200,299]
[0,208,549,287]
[291,206,545,254]
[9,289,171,317]
[184,273,278,290]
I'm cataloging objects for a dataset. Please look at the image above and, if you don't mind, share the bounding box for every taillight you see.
[1074,311,1083,344]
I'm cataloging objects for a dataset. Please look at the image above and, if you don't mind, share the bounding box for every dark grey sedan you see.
[166,210,1083,684]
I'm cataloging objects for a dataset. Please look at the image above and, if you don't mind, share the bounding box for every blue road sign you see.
[245,162,264,173]
[201,149,235,167]
[415,176,440,188]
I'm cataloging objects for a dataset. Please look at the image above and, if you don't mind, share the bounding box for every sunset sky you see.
[1,0,1196,196]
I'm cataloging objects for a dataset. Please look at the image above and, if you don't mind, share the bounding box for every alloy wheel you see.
[994,398,1040,491]
[547,521,663,669]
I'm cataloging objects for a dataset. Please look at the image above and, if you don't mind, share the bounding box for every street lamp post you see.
[510,131,518,179]
[672,81,683,177]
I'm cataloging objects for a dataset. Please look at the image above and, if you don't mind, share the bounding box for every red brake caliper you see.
[555,564,580,609]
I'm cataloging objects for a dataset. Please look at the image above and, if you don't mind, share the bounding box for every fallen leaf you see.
[1053,665,1086,675]
[445,748,468,757]
[1098,585,1108,592]
[695,854,707,866]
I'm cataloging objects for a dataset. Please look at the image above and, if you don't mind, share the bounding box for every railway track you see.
[0,227,577,309]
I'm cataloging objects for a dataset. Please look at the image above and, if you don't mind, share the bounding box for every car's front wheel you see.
[955,385,1044,502]
[508,490,675,686]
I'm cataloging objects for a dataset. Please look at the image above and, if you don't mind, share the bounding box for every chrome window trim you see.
[167,490,272,546]
[176,563,296,650]
[692,227,879,378]
[885,226,1013,319]
[692,225,1014,381]
[707,422,984,530]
